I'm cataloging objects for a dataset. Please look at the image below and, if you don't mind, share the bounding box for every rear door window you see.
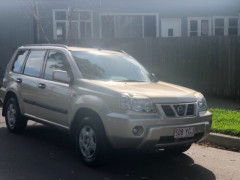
[12,50,29,73]
[23,50,46,77]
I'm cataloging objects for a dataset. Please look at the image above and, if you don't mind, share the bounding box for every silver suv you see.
[0,44,212,166]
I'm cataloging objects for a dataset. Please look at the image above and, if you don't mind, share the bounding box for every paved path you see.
[0,109,239,180]
[206,95,240,110]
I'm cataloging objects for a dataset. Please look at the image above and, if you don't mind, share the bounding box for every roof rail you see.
[22,44,68,49]
[96,47,127,54]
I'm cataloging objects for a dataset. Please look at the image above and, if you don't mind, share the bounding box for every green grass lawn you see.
[209,108,240,137]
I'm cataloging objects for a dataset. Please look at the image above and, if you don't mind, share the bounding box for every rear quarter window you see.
[12,50,29,73]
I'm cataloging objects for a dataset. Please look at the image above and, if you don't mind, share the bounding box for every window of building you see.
[100,14,158,38]
[215,18,224,35]
[213,16,239,36]
[55,11,66,20]
[56,22,67,40]
[53,10,92,40]
[101,16,115,38]
[168,29,173,37]
[201,20,209,36]
[190,20,198,36]
[144,15,157,37]
[188,17,211,36]
[44,51,71,81]
[23,50,46,77]
[228,18,238,36]
[12,50,29,73]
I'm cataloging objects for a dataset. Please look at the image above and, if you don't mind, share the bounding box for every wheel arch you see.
[2,91,19,117]
[70,107,109,143]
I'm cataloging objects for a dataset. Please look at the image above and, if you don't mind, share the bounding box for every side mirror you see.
[53,70,71,83]
[151,73,158,82]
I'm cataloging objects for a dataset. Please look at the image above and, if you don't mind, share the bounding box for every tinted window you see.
[44,51,70,81]
[115,15,142,38]
[55,11,66,20]
[190,20,197,31]
[56,22,67,40]
[229,28,238,36]
[190,32,197,36]
[12,50,28,73]
[228,18,238,36]
[229,18,238,27]
[215,28,224,36]
[215,19,224,27]
[201,20,209,36]
[23,50,46,77]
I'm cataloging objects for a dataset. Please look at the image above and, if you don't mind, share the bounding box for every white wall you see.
[161,19,181,37]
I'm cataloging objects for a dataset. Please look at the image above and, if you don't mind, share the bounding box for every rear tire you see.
[5,97,27,133]
[75,115,110,167]
[165,144,192,154]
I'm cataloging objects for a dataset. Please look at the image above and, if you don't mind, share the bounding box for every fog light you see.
[132,126,144,136]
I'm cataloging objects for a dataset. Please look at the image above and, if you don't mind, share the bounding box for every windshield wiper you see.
[115,80,144,82]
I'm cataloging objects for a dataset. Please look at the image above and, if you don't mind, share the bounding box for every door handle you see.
[38,83,46,89]
[16,78,22,83]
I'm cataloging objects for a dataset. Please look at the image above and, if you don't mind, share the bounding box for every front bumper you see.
[103,111,212,149]
[0,87,5,106]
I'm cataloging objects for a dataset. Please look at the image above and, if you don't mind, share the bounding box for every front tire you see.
[76,116,110,167]
[5,97,27,133]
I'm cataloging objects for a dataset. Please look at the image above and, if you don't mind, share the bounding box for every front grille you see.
[158,133,204,144]
[158,103,196,118]
[162,105,175,117]
[187,104,194,115]
[173,105,186,116]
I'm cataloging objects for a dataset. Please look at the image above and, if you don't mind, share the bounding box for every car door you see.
[34,50,72,127]
[16,49,47,117]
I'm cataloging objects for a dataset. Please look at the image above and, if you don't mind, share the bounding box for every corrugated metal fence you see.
[1,36,239,99]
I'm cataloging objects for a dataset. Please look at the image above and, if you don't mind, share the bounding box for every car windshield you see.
[71,51,154,82]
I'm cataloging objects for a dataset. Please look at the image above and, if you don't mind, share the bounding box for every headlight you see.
[195,93,207,112]
[120,93,156,113]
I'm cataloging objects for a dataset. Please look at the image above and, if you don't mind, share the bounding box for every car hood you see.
[84,80,198,103]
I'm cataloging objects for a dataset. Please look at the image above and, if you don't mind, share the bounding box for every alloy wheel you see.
[7,103,16,129]
[79,125,97,159]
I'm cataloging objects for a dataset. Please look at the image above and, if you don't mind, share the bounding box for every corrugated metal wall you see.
[0,0,35,82]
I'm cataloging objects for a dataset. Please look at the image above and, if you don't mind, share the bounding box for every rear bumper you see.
[103,111,212,149]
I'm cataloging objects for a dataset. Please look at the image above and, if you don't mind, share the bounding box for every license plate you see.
[174,127,195,139]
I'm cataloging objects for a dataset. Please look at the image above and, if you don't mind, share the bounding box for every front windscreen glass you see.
[71,51,153,82]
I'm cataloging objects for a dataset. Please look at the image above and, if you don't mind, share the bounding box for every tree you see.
[21,0,50,43]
